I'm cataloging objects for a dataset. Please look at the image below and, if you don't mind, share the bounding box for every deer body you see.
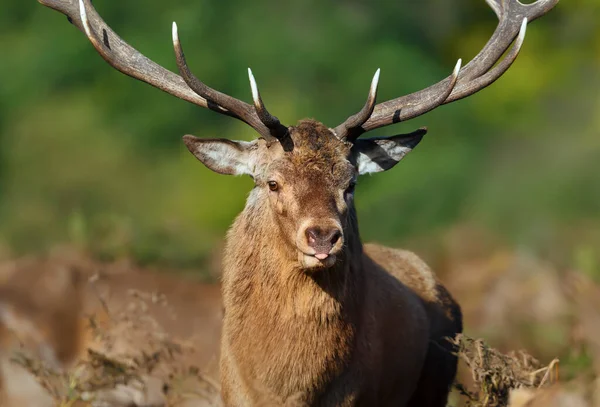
[202,121,460,406]
[37,0,559,405]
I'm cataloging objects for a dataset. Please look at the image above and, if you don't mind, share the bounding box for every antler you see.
[334,69,381,142]
[336,0,559,139]
[336,62,461,142]
[247,68,289,140]
[38,0,286,143]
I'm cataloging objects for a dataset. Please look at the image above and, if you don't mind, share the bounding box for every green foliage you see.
[0,0,598,268]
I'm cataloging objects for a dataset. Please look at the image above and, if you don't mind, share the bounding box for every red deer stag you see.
[39,0,559,405]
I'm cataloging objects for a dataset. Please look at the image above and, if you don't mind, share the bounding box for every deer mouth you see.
[296,220,344,269]
[299,250,339,269]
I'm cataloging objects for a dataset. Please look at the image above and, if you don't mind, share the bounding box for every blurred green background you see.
[0,0,598,272]
[2,1,600,399]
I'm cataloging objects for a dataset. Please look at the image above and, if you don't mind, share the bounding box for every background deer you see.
[38,0,558,405]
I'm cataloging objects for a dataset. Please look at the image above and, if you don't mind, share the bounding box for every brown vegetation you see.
[0,247,222,406]
[439,226,600,407]
[0,235,598,406]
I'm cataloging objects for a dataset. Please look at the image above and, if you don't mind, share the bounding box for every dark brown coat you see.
[184,121,462,406]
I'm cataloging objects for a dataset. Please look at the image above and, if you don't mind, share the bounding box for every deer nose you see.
[305,226,342,257]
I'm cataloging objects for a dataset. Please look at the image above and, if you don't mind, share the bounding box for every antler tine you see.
[458,0,558,82]
[381,59,462,127]
[341,60,461,139]
[334,69,381,142]
[38,0,281,142]
[446,18,527,103]
[172,23,278,140]
[351,0,558,135]
[42,0,208,109]
[248,68,289,141]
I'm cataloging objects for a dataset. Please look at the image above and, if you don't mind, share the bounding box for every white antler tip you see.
[248,68,260,102]
[517,18,528,45]
[79,0,91,37]
[370,68,381,96]
[373,68,381,83]
[172,22,179,44]
[454,59,462,75]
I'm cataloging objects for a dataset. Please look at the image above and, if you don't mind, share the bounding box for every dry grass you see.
[452,334,560,407]
[8,286,221,407]
[13,331,571,407]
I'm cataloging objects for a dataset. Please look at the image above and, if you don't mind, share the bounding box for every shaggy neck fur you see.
[221,186,366,402]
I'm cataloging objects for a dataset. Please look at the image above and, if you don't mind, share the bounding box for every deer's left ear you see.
[351,129,426,175]
[183,135,259,176]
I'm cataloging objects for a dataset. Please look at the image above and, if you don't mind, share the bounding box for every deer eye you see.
[267,181,279,191]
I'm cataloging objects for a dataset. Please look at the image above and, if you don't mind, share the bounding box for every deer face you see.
[184,120,424,270]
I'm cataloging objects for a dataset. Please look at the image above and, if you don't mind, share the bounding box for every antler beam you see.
[346,0,559,136]
[38,0,284,142]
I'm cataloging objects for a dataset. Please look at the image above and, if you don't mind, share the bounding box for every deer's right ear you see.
[183,135,258,176]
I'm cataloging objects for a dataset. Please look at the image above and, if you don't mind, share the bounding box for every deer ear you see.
[351,129,426,175]
[183,135,259,176]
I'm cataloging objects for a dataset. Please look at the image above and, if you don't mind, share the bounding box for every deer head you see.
[38,0,559,270]
[185,116,428,269]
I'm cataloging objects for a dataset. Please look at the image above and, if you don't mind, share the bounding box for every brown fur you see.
[218,120,462,406]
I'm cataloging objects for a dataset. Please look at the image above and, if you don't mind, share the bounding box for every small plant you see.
[452,334,559,407]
